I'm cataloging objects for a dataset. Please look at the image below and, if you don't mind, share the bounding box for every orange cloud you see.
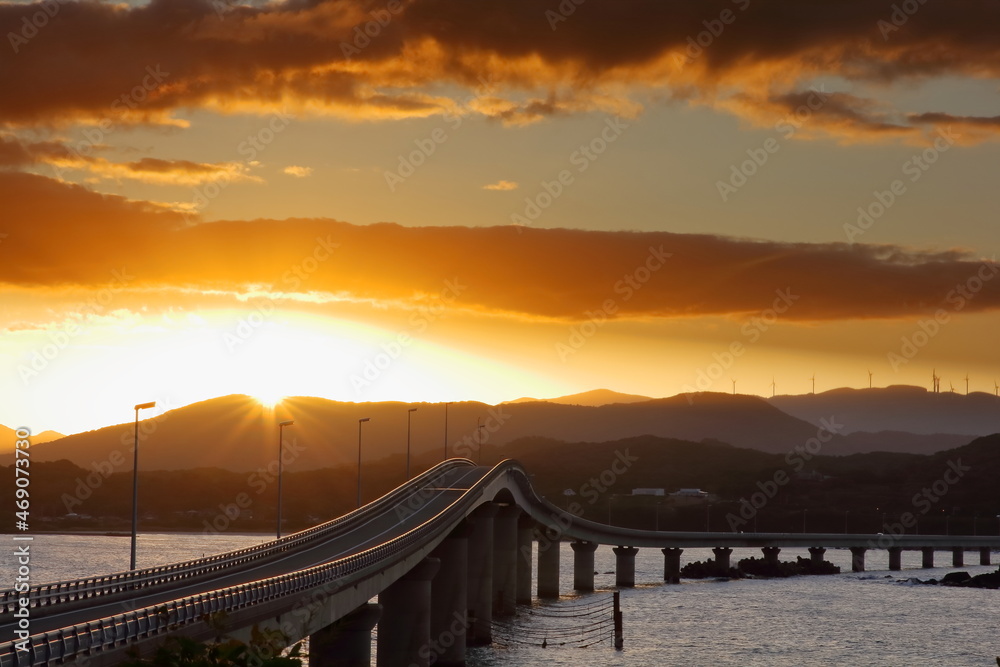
[2,172,998,323]
[1,0,998,142]
[483,180,518,191]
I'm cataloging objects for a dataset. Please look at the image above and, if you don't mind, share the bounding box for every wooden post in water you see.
[613,591,623,650]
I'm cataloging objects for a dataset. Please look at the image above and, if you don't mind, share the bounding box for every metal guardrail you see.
[0,459,474,616]
[0,459,520,667]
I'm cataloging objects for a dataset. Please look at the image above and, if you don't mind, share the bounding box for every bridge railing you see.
[0,459,518,667]
[0,459,475,616]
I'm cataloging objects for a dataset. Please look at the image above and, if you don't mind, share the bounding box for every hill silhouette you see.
[769,386,1000,435]
[505,388,653,406]
[4,387,992,473]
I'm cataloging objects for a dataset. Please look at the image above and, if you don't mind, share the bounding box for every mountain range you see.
[2,386,997,473]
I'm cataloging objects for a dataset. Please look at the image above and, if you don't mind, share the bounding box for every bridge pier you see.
[492,505,520,617]
[808,547,826,565]
[377,557,441,667]
[516,517,533,605]
[662,548,682,584]
[850,547,867,572]
[310,603,382,667]
[466,503,498,646]
[537,530,560,598]
[571,540,598,592]
[712,547,733,571]
[761,547,781,565]
[981,547,991,566]
[430,527,469,667]
[922,547,934,568]
[888,547,902,571]
[613,546,639,587]
[952,547,964,567]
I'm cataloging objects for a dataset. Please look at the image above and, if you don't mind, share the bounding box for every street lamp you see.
[443,402,452,461]
[406,408,417,479]
[130,401,156,571]
[996,514,1000,536]
[476,417,485,465]
[276,420,294,539]
[357,418,370,508]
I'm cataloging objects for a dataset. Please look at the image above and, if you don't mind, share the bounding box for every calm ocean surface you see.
[3,533,998,666]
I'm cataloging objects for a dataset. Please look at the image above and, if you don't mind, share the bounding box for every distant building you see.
[670,488,709,498]
[631,488,665,496]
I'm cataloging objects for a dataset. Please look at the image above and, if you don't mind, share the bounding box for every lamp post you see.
[476,418,485,465]
[357,418,370,508]
[443,402,452,461]
[276,420,294,539]
[406,408,417,479]
[996,514,1000,536]
[130,401,156,571]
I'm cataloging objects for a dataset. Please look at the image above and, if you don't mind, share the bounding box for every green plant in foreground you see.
[123,623,303,666]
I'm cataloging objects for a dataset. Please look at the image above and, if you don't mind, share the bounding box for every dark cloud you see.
[1,172,997,322]
[1,0,998,140]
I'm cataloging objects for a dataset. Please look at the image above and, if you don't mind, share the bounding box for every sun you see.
[253,391,287,410]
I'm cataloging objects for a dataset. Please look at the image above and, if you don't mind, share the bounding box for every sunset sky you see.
[2,0,998,436]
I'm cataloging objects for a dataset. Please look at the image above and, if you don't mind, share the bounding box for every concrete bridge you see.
[2,458,999,666]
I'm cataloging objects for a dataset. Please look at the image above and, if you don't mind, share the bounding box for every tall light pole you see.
[276,420,294,539]
[357,418,370,508]
[476,417,485,465]
[443,402,452,461]
[406,408,417,479]
[130,401,156,571]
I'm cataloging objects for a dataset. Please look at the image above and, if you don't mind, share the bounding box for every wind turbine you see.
[965,374,970,395]
[867,369,873,389]
[994,380,998,397]
[932,368,939,393]
[731,378,736,395]
[949,381,955,393]
[810,374,815,395]
[770,377,776,398]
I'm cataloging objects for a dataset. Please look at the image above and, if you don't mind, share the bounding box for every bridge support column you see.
[310,603,382,667]
[761,547,781,565]
[850,547,867,572]
[430,526,468,667]
[377,557,441,667]
[492,505,520,617]
[466,503,499,646]
[952,547,964,567]
[516,518,533,605]
[712,547,733,571]
[980,547,991,566]
[922,547,934,568]
[662,548,682,584]
[613,546,638,587]
[537,529,560,598]
[571,540,598,592]
[888,547,902,571]
[808,547,826,565]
